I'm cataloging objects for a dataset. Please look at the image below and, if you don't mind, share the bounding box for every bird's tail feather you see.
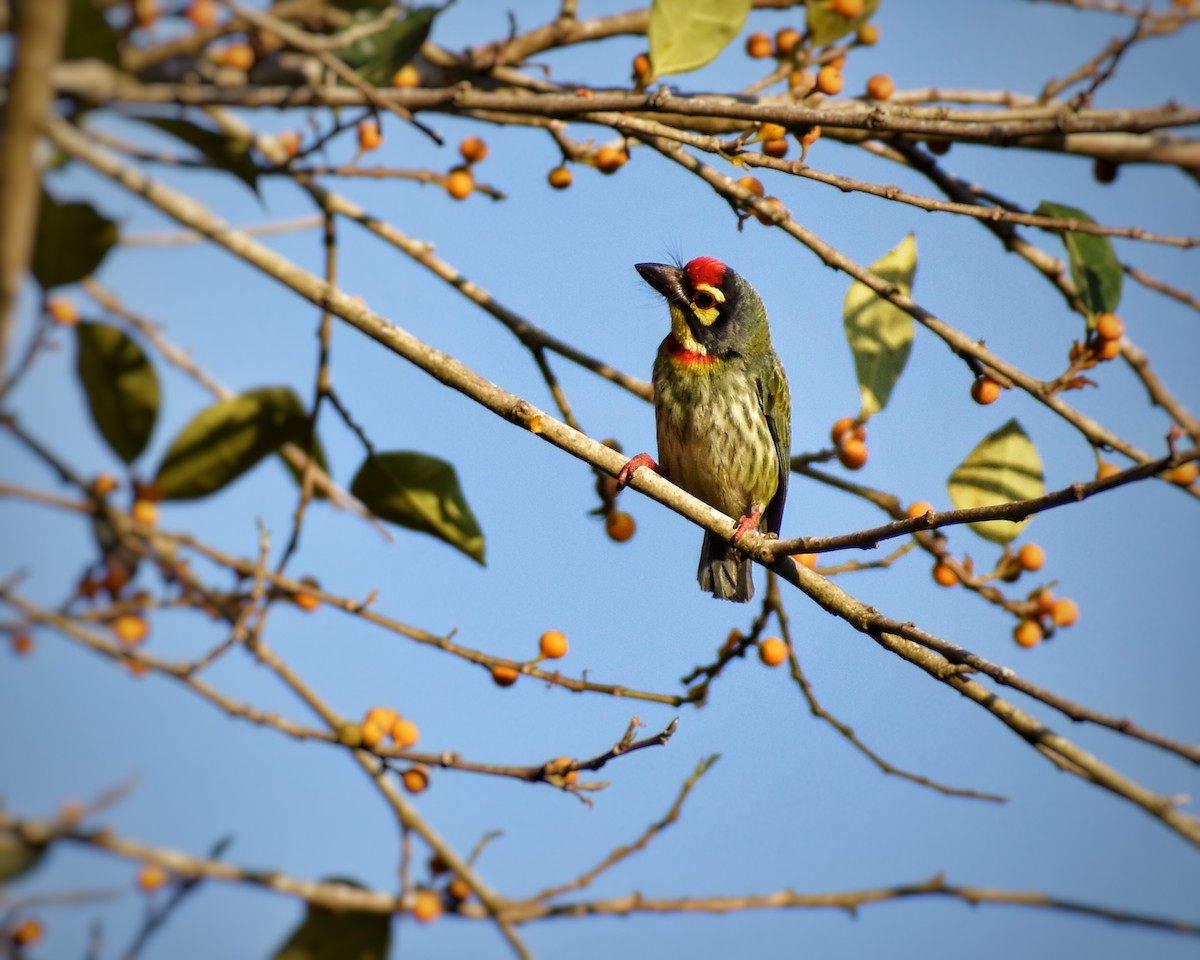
[697,532,753,602]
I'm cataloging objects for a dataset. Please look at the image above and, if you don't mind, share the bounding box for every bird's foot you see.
[731,505,765,544]
[616,452,659,490]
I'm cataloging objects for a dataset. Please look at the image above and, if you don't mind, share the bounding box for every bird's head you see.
[635,256,770,360]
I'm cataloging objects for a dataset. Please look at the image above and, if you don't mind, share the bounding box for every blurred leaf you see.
[947,419,1045,544]
[65,0,119,65]
[32,191,118,290]
[0,834,47,884]
[648,0,752,78]
[844,234,917,418]
[76,321,160,463]
[336,7,438,87]
[154,387,312,500]
[332,0,393,10]
[280,435,331,501]
[351,451,485,564]
[270,879,391,960]
[807,0,880,48]
[138,117,260,194]
[1035,201,1122,318]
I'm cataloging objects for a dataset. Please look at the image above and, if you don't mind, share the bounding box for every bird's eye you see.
[693,290,717,310]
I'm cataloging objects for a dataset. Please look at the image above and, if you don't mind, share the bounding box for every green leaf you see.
[648,0,752,78]
[1035,201,1123,318]
[947,419,1045,545]
[76,321,160,463]
[806,0,880,49]
[335,7,438,87]
[280,435,331,501]
[65,0,120,65]
[154,387,312,500]
[0,834,47,884]
[351,451,485,564]
[844,234,917,418]
[270,879,391,960]
[32,190,118,290]
[137,117,260,194]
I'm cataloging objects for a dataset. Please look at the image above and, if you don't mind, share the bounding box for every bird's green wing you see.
[757,353,791,537]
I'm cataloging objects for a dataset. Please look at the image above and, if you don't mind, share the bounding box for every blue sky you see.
[2,1,1198,957]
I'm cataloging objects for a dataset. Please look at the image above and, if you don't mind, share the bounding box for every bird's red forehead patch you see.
[684,256,727,289]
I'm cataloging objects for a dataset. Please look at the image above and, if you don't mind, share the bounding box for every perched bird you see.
[618,256,791,602]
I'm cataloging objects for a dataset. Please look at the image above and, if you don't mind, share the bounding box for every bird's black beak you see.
[635,262,686,304]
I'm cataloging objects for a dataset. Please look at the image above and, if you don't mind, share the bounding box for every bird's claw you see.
[616,452,659,490]
[731,507,764,544]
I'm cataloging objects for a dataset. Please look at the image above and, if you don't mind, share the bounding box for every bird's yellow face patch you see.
[688,283,725,327]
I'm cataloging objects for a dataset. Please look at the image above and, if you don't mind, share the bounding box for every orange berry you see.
[1093,158,1118,184]
[547,165,573,189]
[360,721,387,749]
[391,64,420,88]
[866,73,895,100]
[1095,338,1121,361]
[112,614,149,646]
[1050,597,1079,627]
[788,68,815,93]
[412,888,442,922]
[277,130,301,159]
[1036,589,1056,617]
[550,756,580,785]
[1165,462,1199,486]
[1017,543,1045,572]
[595,145,627,174]
[758,123,787,142]
[792,552,817,569]
[816,65,843,96]
[736,175,765,197]
[10,918,43,946]
[759,636,788,667]
[365,706,400,730]
[857,23,879,45]
[131,499,159,526]
[971,377,1001,405]
[1095,461,1121,481]
[926,139,951,156]
[830,416,857,446]
[1094,312,1124,341]
[132,0,159,30]
[491,664,518,687]
[539,630,568,659]
[775,27,802,56]
[126,659,149,677]
[294,592,320,612]
[829,55,847,70]
[447,876,472,901]
[357,120,382,152]
[605,510,636,542]
[445,167,474,200]
[906,501,934,519]
[186,0,218,29]
[932,562,958,587]
[94,473,119,496]
[459,136,488,164]
[837,437,868,470]
[798,125,821,149]
[337,723,363,747]
[137,864,169,893]
[391,717,420,749]
[11,633,34,656]
[745,31,773,58]
[218,42,254,71]
[833,0,864,15]
[763,138,789,158]
[1013,619,1043,649]
[402,765,429,794]
[632,52,652,81]
[753,196,784,225]
[47,296,79,326]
